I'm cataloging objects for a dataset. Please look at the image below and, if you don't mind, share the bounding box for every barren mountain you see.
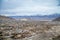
[0,15,18,27]
[53,17,60,21]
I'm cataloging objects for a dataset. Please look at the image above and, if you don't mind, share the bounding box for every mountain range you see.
[9,13,60,21]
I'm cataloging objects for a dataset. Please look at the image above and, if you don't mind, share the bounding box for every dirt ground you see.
[0,21,60,40]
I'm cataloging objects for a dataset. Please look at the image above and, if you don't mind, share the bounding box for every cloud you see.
[0,0,60,16]
[1,0,58,9]
[1,6,60,16]
[58,0,60,6]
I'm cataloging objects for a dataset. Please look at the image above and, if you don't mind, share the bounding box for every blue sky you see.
[0,0,60,16]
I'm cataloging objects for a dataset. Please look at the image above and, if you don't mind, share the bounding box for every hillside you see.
[0,15,14,21]
[0,15,60,40]
[0,15,16,22]
[0,15,18,27]
[53,17,60,21]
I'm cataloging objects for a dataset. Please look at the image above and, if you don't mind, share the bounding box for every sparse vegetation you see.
[0,15,60,40]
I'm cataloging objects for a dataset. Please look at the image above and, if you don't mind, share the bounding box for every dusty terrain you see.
[0,20,60,40]
[0,15,60,40]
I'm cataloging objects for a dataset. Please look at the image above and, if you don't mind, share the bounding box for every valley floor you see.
[0,21,60,40]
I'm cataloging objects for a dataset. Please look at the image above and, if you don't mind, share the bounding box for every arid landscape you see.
[0,0,60,40]
[0,15,60,40]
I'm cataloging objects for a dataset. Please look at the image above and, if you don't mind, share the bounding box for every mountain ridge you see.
[9,13,60,21]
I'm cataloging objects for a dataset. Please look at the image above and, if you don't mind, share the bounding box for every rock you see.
[11,31,32,39]
[52,35,60,40]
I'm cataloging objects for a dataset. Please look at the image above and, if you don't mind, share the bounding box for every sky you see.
[0,0,60,16]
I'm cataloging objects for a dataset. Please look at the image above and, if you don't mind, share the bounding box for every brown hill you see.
[0,15,18,27]
[0,15,16,22]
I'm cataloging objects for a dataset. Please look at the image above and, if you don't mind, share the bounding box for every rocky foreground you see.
[0,21,60,40]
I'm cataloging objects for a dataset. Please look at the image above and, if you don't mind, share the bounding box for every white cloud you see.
[1,0,60,16]
[1,6,60,16]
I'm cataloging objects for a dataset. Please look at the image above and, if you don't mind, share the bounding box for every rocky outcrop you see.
[53,17,60,21]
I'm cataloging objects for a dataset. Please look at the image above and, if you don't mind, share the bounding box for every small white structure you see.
[20,18,28,21]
